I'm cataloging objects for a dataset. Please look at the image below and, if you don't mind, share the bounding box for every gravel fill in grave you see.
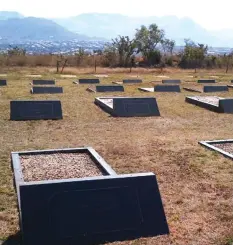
[211,142,233,154]
[20,153,104,182]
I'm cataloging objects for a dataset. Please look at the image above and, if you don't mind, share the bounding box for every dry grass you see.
[0,67,233,244]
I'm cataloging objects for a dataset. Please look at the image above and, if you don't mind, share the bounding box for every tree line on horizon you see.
[1,23,233,72]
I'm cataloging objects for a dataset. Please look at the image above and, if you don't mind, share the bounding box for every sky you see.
[1,0,233,30]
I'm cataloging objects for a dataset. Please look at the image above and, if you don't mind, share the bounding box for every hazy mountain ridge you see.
[54,13,233,47]
[1,11,233,47]
[0,15,90,41]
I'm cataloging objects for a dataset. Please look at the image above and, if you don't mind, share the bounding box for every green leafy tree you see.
[135,24,165,65]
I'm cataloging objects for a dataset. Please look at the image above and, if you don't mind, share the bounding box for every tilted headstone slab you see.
[96,85,124,92]
[113,97,160,117]
[123,79,142,84]
[79,79,100,84]
[203,86,228,93]
[0,80,7,86]
[32,80,55,85]
[10,100,63,120]
[198,79,216,83]
[31,86,63,94]
[11,147,169,245]
[162,80,181,84]
[155,85,181,92]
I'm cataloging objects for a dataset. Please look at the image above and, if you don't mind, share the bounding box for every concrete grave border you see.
[11,147,169,245]
[185,96,233,113]
[199,139,233,160]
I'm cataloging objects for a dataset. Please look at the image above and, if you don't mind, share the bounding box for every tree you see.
[161,39,176,55]
[135,24,165,66]
[180,39,208,71]
[104,36,136,67]
[7,46,26,56]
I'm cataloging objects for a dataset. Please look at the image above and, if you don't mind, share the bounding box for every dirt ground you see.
[0,67,232,245]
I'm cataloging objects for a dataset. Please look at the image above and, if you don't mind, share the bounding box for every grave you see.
[198,79,216,83]
[185,96,233,113]
[155,85,181,92]
[203,86,228,93]
[11,147,169,245]
[87,85,124,93]
[183,86,228,93]
[95,97,160,117]
[183,87,202,93]
[75,79,100,84]
[26,75,42,78]
[0,80,7,86]
[138,85,181,92]
[32,80,55,85]
[10,100,63,120]
[199,139,233,160]
[123,79,142,84]
[162,80,181,84]
[60,75,77,78]
[31,86,63,94]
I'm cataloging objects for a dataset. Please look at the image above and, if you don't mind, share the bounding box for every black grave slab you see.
[0,80,7,86]
[31,86,63,94]
[96,85,124,92]
[11,147,169,245]
[203,86,228,93]
[10,100,62,120]
[78,79,100,84]
[219,99,233,113]
[199,139,233,161]
[32,80,55,85]
[155,85,181,92]
[95,97,160,117]
[198,79,216,83]
[123,79,142,84]
[162,80,181,84]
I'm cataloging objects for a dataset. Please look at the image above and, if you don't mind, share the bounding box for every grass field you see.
[0,67,233,245]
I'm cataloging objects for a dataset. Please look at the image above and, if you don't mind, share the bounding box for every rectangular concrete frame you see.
[95,97,160,117]
[123,79,142,84]
[87,86,125,93]
[11,147,169,245]
[155,85,181,92]
[199,139,233,160]
[32,80,55,85]
[0,80,7,86]
[185,96,220,112]
[162,80,181,84]
[185,96,233,113]
[198,79,216,83]
[78,79,100,84]
[31,86,63,94]
[10,100,63,120]
[203,86,228,93]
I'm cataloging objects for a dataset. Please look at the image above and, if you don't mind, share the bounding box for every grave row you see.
[11,147,169,245]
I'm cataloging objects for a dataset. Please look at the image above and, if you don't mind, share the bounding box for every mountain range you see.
[0,11,233,47]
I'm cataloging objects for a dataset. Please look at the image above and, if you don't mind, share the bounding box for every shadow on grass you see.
[1,233,21,245]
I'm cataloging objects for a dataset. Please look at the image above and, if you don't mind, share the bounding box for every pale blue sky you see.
[1,0,232,30]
